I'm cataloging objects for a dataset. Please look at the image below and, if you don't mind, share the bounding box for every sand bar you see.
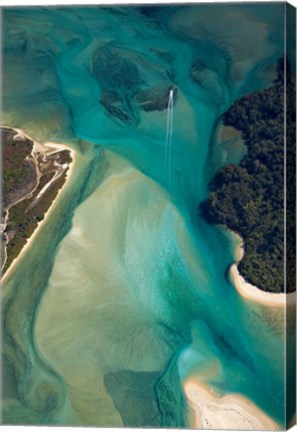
[184,378,280,430]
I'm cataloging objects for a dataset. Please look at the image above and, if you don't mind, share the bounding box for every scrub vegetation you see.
[1,127,72,275]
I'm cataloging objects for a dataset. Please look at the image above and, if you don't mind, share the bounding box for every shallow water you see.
[2,4,294,428]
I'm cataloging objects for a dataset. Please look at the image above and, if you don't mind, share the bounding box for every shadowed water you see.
[2,4,294,428]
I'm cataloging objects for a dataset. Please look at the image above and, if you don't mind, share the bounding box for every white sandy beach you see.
[230,264,296,307]
[1,128,77,285]
[184,378,280,430]
[230,232,296,307]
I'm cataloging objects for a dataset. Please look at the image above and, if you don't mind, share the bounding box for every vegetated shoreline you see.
[229,231,295,307]
[183,376,279,430]
[201,57,294,294]
[1,127,77,285]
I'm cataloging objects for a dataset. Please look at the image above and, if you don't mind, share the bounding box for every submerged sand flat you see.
[35,152,199,424]
[34,151,289,429]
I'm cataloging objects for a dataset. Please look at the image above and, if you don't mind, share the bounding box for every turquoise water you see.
[2,4,294,428]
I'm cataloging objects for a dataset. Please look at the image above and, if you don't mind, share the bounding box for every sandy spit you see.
[1,129,77,285]
[184,378,280,430]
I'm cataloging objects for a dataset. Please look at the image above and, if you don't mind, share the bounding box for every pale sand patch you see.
[1,129,77,285]
[184,378,280,430]
[230,264,295,308]
[229,232,296,307]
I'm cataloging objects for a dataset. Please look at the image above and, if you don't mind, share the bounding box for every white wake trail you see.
[164,89,174,191]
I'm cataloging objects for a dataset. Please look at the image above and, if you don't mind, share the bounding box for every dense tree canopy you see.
[201,58,295,293]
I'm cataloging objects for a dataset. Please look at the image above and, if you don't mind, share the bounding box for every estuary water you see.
[2,4,294,427]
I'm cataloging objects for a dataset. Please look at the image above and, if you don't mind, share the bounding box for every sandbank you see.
[184,377,280,430]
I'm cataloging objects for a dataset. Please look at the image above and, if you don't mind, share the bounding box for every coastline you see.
[183,377,280,430]
[230,264,296,307]
[1,130,77,285]
[229,231,296,307]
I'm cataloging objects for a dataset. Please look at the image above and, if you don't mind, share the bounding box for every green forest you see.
[201,58,295,293]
